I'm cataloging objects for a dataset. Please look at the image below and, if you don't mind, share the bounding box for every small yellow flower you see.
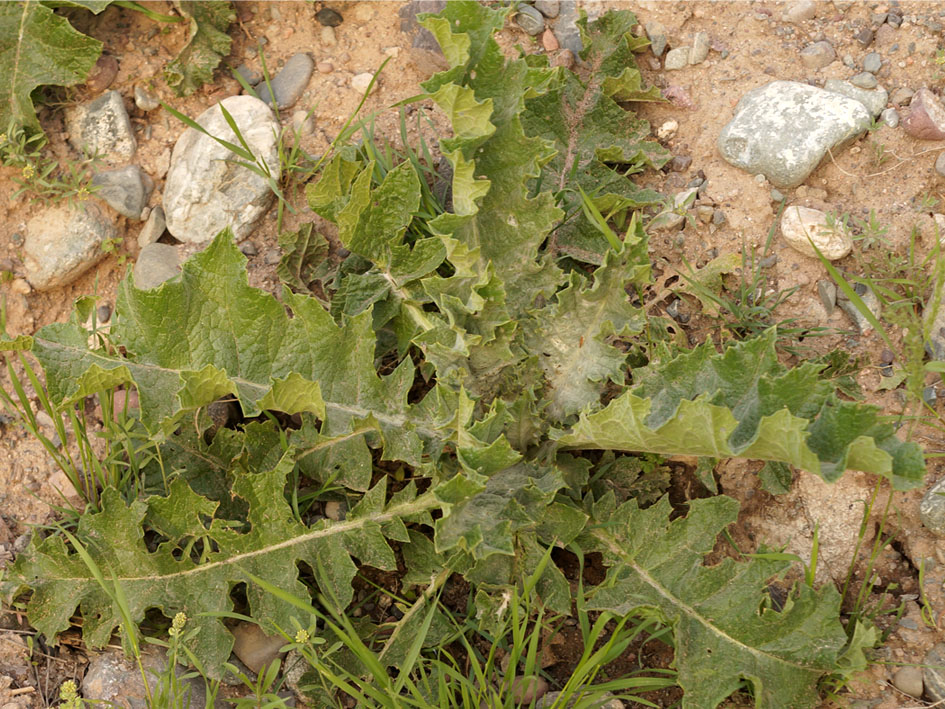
[60,680,79,701]
[169,611,187,637]
[294,628,310,644]
[21,163,34,180]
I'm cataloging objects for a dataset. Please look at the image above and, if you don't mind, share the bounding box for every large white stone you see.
[164,96,280,243]
[718,81,871,188]
[780,205,852,260]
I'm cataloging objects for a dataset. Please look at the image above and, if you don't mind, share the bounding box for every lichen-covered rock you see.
[65,90,136,163]
[718,81,871,188]
[24,203,116,291]
[780,205,852,260]
[164,96,280,243]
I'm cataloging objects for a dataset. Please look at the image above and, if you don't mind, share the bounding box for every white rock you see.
[351,72,377,93]
[780,206,852,260]
[164,96,280,244]
[137,205,166,248]
[657,119,678,141]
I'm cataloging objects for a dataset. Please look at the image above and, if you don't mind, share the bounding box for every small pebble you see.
[890,86,915,105]
[137,205,165,248]
[850,72,878,89]
[535,0,559,18]
[935,151,945,178]
[863,51,882,73]
[551,49,574,69]
[881,107,899,128]
[320,26,337,47]
[689,32,710,65]
[645,21,668,57]
[85,54,119,96]
[316,7,342,26]
[317,60,334,74]
[782,0,817,23]
[924,386,938,406]
[657,119,678,141]
[712,209,727,226]
[770,188,785,202]
[854,27,874,46]
[133,85,159,112]
[263,248,281,266]
[925,643,945,701]
[670,154,692,172]
[239,241,258,257]
[696,205,714,224]
[892,667,924,699]
[800,40,836,69]
[291,110,315,137]
[664,47,690,71]
[351,72,376,94]
[324,500,347,521]
[236,63,262,87]
[256,53,314,110]
[542,28,558,52]
[514,5,545,36]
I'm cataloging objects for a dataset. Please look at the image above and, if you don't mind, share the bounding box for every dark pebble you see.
[97,304,112,323]
[887,11,902,27]
[666,299,690,323]
[671,155,693,172]
[854,27,874,46]
[759,255,778,268]
[11,232,23,246]
[240,241,258,257]
[880,348,895,364]
[316,8,343,26]
[712,210,727,226]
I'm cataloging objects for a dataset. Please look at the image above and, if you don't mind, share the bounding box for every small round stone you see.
[800,40,836,70]
[664,47,691,71]
[892,667,924,699]
[316,8,342,26]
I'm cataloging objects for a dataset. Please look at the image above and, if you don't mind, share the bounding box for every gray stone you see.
[862,51,883,73]
[800,40,836,70]
[133,243,181,290]
[921,477,945,536]
[83,648,222,709]
[854,27,874,46]
[689,32,710,65]
[925,642,945,701]
[164,95,280,243]
[514,5,545,35]
[553,1,582,55]
[770,188,785,202]
[398,0,446,52]
[935,151,945,178]
[255,53,314,110]
[645,21,668,57]
[892,667,924,699]
[850,71,878,89]
[890,86,915,106]
[824,79,888,117]
[817,280,837,315]
[837,283,881,335]
[535,0,559,19]
[664,47,691,71]
[782,0,817,23]
[92,166,153,219]
[137,205,165,248]
[24,204,115,291]
[133,85,159,112]
[881,107,899,128]
[65,90,136,162]
[236,63,262,87]
[718,81,872,188]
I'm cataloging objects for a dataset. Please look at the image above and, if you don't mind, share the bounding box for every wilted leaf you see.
[164,1,234,96]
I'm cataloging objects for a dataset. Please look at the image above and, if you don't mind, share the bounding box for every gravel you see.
[862,51,883,73]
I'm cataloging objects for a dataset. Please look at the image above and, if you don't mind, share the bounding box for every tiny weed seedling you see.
[0,118,99,206]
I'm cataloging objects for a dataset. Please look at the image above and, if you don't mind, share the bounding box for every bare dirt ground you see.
[2,1,945,706]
